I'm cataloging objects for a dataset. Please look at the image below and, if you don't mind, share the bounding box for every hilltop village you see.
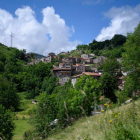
[26,51,123,88]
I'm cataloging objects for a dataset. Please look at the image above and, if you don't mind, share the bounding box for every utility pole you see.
[10,32,14,47]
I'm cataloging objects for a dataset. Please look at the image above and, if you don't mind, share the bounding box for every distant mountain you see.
[27,52,46,59]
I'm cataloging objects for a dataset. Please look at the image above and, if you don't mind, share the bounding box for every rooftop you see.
[53,68,71,71]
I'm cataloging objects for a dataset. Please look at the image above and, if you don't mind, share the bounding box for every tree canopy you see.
[122,22,140,91]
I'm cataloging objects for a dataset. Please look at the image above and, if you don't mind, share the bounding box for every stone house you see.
[73,57,81,63]
[59,62,72,69]
[72,64,85,73]
[89,53,95,58]
[53,68,72,78]
[41,53,56,63]
[46,56,52,62]
[93,56,107,64]
[40,57,47,63]
[71,72,102,87]
[81,58,92,64]
[59,74,71,85]
[48,52,56,57]
[81,54,89,59]
[84,65,90,71]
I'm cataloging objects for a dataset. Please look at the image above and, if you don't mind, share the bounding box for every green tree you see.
[99,72,117,100]
[75,74,102,115]
[30,92,58,138]
[103,57,121,77]
[0,61,4,72]
[41,76,56,94]
[111,34,126,47]
[122,22,140,91]
[0,76,20,111]
[0,53,6,63]
[0,105,15,140]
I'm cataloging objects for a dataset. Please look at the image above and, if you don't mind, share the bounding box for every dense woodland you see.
[0,22,140,139]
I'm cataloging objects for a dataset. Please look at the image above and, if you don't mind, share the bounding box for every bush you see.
[0,105,15,140]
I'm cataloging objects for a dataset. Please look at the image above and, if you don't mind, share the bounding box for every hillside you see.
[0,43,16,58]
[47,99,140,140]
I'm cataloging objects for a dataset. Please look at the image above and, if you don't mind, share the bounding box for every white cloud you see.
[96,4,140,41]
[0,6,81,55]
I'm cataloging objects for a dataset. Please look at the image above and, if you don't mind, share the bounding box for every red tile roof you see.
[59,63,64,65]
[73,65,78,67]
[83,72,102,76]
[53,68,71,71]
[72,72,102,78]
[76,64,84,66]
[72,74,84,78]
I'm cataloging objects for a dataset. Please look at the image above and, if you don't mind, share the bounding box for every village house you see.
[72,64,85,73]
[71,72,102,87]
[40,52,56,63]
[73,57,81,63]
[81,54,89,59]
[48,52,56,57]
[59,62,72,69]
[62,57,76,64]
[81,58,92,64]
[53,68,72,78]
[93,56,107,65]
[88,53,95,58]
[27,59,40,65]
[84,65,90,71]
[53,68,72,85]
[59,74,71,85]
[40,57,47,63]
[81,53,95,59]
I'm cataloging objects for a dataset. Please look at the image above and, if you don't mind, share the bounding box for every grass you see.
[46,99,140,140]
[12,92,36,140]
[12,120,33,140]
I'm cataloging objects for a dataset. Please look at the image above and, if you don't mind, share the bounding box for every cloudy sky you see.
[0,0,140,55]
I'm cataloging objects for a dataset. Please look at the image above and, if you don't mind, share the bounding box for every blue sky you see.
[0,0,140,55]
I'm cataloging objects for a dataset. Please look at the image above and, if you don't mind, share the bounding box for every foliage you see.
[41,76,57,94]
[0,61,4,72]
[122,77,136,97]
[103,46,125,58]
[103,57,121,77]
[0,75,21,111]
[122,22,140,91]
[111,34,126,47]
[0,105,15,140]
[30,92,58,138]
[0,53,6,63]
[99,72,117,100]
[76,34,126,55]
[103,102,140,140]
[30,75,102,138]
[115,90,128,105]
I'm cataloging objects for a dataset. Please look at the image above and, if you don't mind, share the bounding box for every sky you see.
[0,0,140,55]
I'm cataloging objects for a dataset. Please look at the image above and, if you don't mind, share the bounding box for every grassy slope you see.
[46,99,140,140]
[12,92,36,140]
[13,120,33,140]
